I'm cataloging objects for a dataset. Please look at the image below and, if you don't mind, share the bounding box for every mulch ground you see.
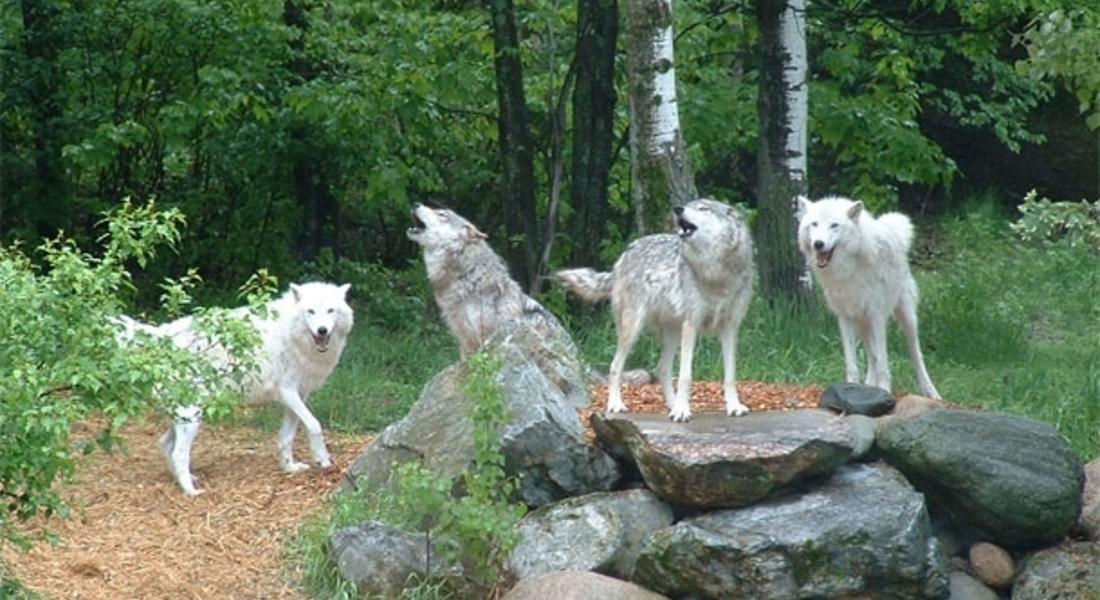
[3,380,823,599]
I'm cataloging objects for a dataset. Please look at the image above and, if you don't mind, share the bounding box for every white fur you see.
[124,282,353,496]
[797,195,940,399]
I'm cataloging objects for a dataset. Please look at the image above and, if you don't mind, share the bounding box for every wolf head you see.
[797,196,864,269]
[674,198,749,255]
[406,203,487,252]
[289,282,353,353]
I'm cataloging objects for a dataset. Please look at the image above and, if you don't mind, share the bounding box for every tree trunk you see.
[625,0,696,233]
[754,0,809,302]
[487,0,540,289]
[19,0,68,237]
[570,0,618,267]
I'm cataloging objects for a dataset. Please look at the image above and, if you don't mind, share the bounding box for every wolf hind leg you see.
[862,316,892,393]
[720,322,748,416]
[607,305,645,413]
[895,298,941,399]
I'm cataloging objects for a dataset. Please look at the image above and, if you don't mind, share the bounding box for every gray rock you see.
[948,570,999,600]
[1011,542,1100,600]
[820,382,897,416]
[633,462,949,599]
[592,409,863,508]
[877,409,1084,549]
[875,395,946,434]
[507,489,674,580]
[343,320,619,507]
[502,570,669,600]
[329,521,447,597]
[1078,458,1100,541]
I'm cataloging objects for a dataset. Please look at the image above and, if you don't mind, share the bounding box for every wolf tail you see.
[553,268,614,303]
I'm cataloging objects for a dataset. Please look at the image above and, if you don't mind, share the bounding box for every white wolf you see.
[118,282,353,496]
[406,203,561,357]
[555,199,755,422]
[796,195,940,399]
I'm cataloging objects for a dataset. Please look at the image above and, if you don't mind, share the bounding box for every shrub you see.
[0,200,263,547]
[1011,190,1100,250]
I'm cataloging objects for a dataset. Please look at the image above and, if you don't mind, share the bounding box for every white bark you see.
[781,0,808,182]
[651,19,680,150]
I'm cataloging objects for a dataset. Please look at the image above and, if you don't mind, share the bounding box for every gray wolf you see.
[117,282,353,496]
[797,195,940,399]
[554,199,755,422]
[406,203,560,357]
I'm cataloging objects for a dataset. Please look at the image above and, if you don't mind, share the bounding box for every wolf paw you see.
[726,402,749,417]
[606,400,629,414]
[668,406,692,422]
[283,461,310,473]
[317,459,333,469]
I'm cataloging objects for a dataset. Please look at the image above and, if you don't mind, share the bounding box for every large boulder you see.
[633,462,949,600]
[502,571,670,600]
[343,321,620,507]
[877,409,1084,549]
[1011,542,1100,600]
[592,409,872,508]
[507,488,674,580]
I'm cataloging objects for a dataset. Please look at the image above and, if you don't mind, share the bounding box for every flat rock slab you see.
[592,409,867,508]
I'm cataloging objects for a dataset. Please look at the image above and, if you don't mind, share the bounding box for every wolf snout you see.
[813,240,825,250]
[317,325,328,336]
[673,206,684,216]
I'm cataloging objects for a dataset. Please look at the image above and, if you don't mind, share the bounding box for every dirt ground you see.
[2,419,371,600]
[3,380,823,600]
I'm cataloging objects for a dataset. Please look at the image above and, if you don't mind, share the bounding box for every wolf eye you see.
[811,221,819,227]
[829,223,839,229]
[327,308,335,314]
[307,309,316,315]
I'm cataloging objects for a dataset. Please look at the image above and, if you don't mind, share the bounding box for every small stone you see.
[968,542,1015,588]
[819,382,896,416]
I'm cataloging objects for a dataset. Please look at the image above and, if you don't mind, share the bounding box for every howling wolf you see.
[406,203,561,357]
[797,195,940,399]
[555,199,755,422]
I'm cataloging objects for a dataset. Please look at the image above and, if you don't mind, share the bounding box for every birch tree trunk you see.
[754,0,810,301]
[487,0,541,290]
[625,0,697,233]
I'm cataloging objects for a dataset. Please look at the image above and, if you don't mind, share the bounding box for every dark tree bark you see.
[284,0,337,264]
[19,0,69,237]
[487,0,540,289]
[569,0,618,267]
[625,0,696,233]
[754,0,810,302]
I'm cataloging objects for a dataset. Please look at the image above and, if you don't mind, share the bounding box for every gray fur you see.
[555,199,755,421]
[407,203,559,357]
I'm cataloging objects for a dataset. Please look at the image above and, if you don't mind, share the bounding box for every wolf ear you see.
[465,223,488,240]
[847,200,864,222]
[290,283,303,302]
[796,195,811,218]
[338,283,351,298]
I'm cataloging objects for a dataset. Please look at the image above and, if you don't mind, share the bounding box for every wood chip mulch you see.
[579,380,824,437]
[2,418,372,600]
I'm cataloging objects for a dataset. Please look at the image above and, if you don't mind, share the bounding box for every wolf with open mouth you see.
[797,195,941,400]
[555,198,755,422]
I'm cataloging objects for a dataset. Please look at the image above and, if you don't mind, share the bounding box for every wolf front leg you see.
[277,386,332,472]
[162,405,204,496]
[669,321,698,422]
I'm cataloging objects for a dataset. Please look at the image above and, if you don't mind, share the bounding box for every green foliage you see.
[0,201,261,547]
[1020,8,1100,130]
[294,350,525,597]
[1010,190,1100,250]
